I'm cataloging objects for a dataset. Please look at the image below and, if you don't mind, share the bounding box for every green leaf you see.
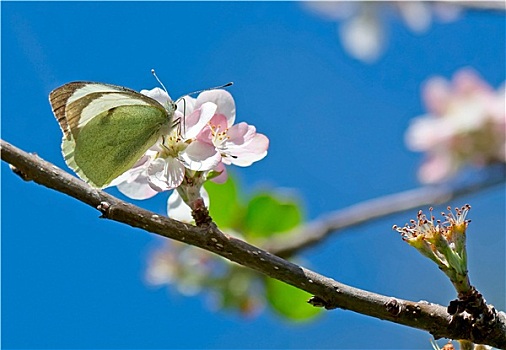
[243,193,302,238]
[265,278,322,321]
[204,175,242,229]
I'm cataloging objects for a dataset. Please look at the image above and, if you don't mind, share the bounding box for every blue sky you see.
[2,2,505,349]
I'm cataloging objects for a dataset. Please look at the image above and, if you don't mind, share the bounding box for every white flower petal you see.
[147,158,170,192]
[405,116,452,151]
[164,158,186,189]
[167,191,193,223]
[107,167,140,188]
[141,87,173,106]
[145,248,177,286]
[397,2,432,33]
[148,158,185,191]
[180,141,221,171]
[176,95,197,116]
[196,90,236,126]
[339,12,384,63]
[107,153,153,189]
[117,174,159,200]
[433,3,462,22]
[167,188,210,223]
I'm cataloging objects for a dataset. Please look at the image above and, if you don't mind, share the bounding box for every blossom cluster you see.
[393,205,472,293]
[146,239,262,315]
[304,1,460,62]
[110,88,269,221]
[405,69,505,184]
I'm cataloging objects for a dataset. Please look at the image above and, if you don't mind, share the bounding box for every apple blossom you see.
[393,205,472,294]
[108,88,219,198]
[405,68,505,183]
[145,238,263,315]
[145,240,215,296]
[111,86,270,224]
[303,1,460,63]
[197,114,269,169]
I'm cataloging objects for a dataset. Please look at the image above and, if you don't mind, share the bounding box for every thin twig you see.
[1,139,505,347]
[452,1,506,12]
[263,168,505,257]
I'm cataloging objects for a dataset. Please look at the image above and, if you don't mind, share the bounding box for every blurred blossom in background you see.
[303,1,461,62]
[405,68,506,184]
[146,239,265,316]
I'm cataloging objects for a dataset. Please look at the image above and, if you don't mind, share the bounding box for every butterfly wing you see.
[50,82,173,188]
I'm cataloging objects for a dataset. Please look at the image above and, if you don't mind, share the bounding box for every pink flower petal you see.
[226,122,254,145]
[422,77,451,115]
[453,69,491,95]
[224,133,269,166]
[210,162,228,183]
[196,126,213,143]
[184,102,217,139]
[418,152,456,184]
[209,114,229,131]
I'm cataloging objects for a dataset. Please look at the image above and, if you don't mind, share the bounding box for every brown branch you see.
[263,167,505,257]
[2,139,505,348]
[451,1,506,12]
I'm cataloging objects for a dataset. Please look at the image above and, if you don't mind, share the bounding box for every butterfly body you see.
[49,82,175,188]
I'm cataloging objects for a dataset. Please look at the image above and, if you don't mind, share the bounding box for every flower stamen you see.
[393,204,472,294]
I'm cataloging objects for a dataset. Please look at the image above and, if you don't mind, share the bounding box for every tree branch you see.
[264,167,505,257]
[452,1,506,12]
[2,139,505,348]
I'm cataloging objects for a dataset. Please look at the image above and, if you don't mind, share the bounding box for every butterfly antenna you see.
[151,69,170,97]
[184,82,234,98]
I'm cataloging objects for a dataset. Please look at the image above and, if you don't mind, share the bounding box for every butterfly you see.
[49,82,176,188]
